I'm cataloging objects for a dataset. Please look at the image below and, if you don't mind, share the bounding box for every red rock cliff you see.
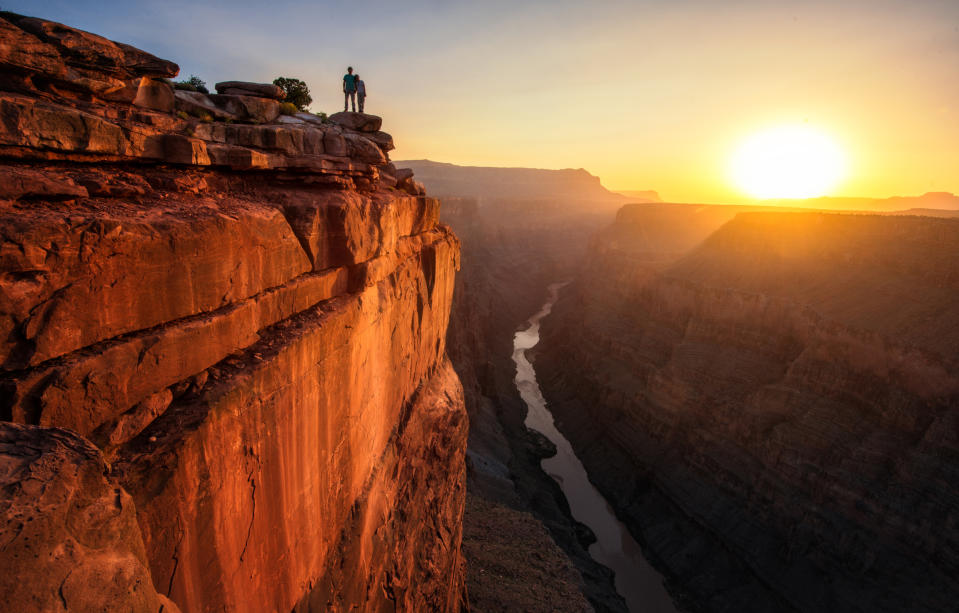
[0,13,466,613]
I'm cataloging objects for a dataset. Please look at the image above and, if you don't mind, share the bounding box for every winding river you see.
[512,282,679,613]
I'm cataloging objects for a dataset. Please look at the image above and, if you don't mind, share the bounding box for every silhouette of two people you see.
[343,66,366,113]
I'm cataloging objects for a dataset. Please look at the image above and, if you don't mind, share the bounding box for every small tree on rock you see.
[173,74,209,94]
[273,77,312,111]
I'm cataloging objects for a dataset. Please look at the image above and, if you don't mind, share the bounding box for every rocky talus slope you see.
[0,13,466,613]
[537,204,959,612]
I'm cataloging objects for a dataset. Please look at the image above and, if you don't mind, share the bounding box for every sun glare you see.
[730,125,847,200]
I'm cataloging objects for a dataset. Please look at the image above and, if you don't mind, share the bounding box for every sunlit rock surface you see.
[0,12,466,613]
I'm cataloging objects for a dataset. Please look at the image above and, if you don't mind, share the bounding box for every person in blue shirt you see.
[343,66,357,112]
[355,74,366,113]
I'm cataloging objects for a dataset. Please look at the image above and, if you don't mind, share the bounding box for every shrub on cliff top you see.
[279,101,297,116]
[173,75,209,94]
[273,77,312,111]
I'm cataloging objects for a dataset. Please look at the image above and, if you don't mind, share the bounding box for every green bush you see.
[173,75,209,94]
[279,101,297,116]
[176,110,189,120]
[315,111,328,122]
[273,77,312,111]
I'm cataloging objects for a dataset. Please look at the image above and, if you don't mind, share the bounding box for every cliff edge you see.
[0,12,466,613]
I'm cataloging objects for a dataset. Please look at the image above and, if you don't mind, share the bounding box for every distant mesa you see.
[615,189,661,203]
[394,159,629,202]
[763,191,959,212]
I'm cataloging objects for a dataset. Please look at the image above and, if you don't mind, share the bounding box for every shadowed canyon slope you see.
[0,13,466,613]
[536,203,959,612]
[417,162,635,611]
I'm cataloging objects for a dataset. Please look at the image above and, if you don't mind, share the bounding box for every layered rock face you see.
[537,204,959,612]
[0,13,466,613]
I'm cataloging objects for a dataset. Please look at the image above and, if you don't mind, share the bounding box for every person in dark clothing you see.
[355,74,367,113]
[343,66,357,112]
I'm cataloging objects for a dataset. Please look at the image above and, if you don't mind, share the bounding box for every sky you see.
[8,0,959,203]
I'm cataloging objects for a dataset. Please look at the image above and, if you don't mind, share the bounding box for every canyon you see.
[2,11,957,613]
[404,160,646,611]
[0,13,465,613]
[536,203,959,612]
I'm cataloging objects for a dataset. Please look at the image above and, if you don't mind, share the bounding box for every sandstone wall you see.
[537,206,959,612]
[0,13,466,613]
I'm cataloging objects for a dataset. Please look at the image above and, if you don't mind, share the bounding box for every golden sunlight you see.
[730,125,847,199]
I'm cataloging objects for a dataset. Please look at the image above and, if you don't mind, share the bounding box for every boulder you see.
[0,93,158,161]
[0,422,169,613]
[99,77,141,104]
[328,111,383,133]
[393,168,418,194]
[206,143,271,169]
[366,130,395,152]
[73,171,152,198]
[294,112,326,126]
[0,166,88,200]
[209,94,280,123]
[323,129,349,157]
[378,168,397,188]
[214,81,285,100]
[174,89,237,120]
[162,134,211,165]
[0,16,69,80]
[7,13,178,79]
[343,132,388,165]
[0,14,178,104]
[132,77,174,113]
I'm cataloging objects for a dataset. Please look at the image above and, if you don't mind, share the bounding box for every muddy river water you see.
[512,282,679,613]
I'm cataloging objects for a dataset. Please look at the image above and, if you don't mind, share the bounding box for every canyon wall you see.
[434,183,625,611]
[537,203,959,612]
[0,13,466,613]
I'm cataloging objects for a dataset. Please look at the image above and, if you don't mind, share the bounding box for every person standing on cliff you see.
[343,66,357,112]
[355,74,367,113]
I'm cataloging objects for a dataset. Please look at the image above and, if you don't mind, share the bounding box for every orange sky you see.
[19,0,959,204]
[379,1,959,203]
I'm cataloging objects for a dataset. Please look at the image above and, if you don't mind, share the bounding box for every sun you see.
[730,124,847,200]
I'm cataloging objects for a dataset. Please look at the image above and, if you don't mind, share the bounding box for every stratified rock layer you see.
[537,205,959,613]
[0,12,465,613]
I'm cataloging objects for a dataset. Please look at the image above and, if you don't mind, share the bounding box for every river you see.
[512,281,679,613]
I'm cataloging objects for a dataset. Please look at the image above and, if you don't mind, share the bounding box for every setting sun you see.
[730,125,847,200]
